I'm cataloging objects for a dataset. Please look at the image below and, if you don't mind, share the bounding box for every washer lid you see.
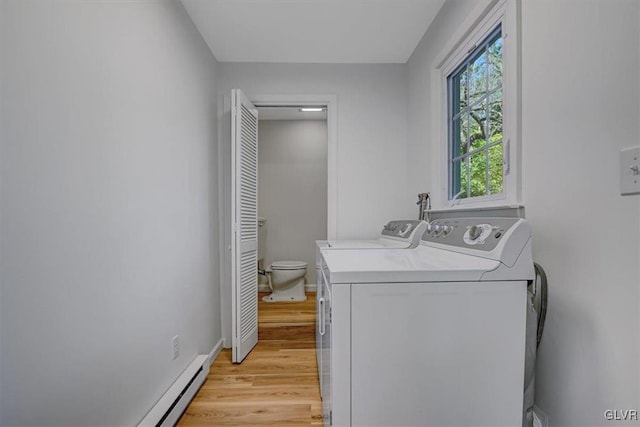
[271,260,308,270]
[324,239,410,249]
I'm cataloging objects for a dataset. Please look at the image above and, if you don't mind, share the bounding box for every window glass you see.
[448,26,503,201]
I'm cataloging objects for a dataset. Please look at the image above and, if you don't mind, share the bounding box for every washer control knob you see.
[469,225,482,241]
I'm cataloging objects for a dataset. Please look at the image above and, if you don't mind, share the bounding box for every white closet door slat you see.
[231,89,259,363]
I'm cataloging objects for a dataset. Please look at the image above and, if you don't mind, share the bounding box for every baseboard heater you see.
[138,355,209,427]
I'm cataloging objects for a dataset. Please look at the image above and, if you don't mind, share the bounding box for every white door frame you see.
[219,93,338,347]
[251,94,338,240]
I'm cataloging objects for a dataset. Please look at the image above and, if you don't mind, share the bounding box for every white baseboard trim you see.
[137,355,209,426]
[258,283,316,292]
[207,339,224,367]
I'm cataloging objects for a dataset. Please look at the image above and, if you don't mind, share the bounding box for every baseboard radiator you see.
[138,355,209,427]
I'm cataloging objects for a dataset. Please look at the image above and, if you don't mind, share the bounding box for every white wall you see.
[408,0,640,425]
[258,120,328,285]
[407,0,480,198]
[218,63,414,239]
[0,1,221,425]
[522,1,640,424]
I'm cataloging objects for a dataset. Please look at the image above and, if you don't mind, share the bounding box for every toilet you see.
[258,217,307,302]
[263,261,308,302]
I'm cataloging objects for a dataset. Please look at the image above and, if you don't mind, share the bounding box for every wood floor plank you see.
[193,386,320,403]
[178,403,312,426]
[178,292,321,426]
[199,375,256,389]
[258,324,315,341]
[251,374,320,388]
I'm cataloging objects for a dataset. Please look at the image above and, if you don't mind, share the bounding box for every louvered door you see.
[231,89,259,363]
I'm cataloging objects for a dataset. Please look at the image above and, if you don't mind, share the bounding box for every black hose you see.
[532,262,548,348]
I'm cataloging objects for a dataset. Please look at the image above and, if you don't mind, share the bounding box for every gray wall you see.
[0,1,221,425]
[217,63,413,345]
[258,120,328,285]
[218,63,414,239]
[408,0,640,424]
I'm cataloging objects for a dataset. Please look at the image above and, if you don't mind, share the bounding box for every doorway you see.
[219,94,338,349]
[255,106,327,294]
[252,94,337,240]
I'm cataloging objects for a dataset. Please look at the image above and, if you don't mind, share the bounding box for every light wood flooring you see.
[177,293,322,426]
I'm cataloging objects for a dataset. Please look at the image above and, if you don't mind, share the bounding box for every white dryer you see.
[318,217,534,427]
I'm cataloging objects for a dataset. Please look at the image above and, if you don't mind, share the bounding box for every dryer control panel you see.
[421,217,520,252]
[380,220,425,240]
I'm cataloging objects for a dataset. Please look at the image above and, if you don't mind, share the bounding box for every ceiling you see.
[180,0,446,63]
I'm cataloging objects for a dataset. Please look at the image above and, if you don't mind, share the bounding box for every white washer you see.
[318,217,534,427]
[319,219,428,250]
[315,219,427,399]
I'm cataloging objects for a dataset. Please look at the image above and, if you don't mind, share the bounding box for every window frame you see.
[432,0,520,209]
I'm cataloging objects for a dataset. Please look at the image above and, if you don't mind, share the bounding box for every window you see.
[435,0,519,207]
[448,27,503,201]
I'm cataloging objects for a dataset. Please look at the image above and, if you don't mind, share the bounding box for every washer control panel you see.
[381,220,423,239]
[463,224,494,245]
[421,217,519,251]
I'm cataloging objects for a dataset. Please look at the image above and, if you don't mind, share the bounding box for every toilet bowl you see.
[262,261,307,302]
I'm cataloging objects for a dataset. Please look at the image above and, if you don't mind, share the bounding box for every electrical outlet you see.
[172,335,180,360]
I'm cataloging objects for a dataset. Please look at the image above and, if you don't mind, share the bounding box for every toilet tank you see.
[258,217,267,262]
